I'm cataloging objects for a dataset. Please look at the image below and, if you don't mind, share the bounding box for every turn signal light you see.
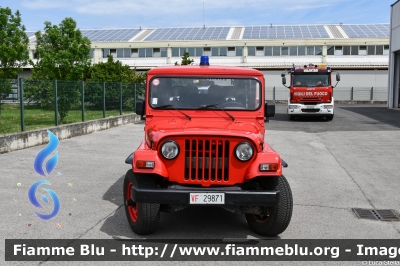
[136,160,155,169]
[259,163,278,171]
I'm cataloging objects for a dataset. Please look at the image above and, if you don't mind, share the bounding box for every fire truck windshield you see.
[292,74,330,87]
[149,77,261,110]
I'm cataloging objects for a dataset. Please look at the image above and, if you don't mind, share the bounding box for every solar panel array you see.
[145,27,230,41]
[242,25,330,39]
[341,24,389,38]
[25,24,391,42]
[26,32,36,38]
[80,29,141,42]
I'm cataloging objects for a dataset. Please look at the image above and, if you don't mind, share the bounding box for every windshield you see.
[149,77,261,110]
[292,74,330,87]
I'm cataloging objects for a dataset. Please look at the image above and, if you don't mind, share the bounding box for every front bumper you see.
[288,103,334,116]
[131,185,280,206]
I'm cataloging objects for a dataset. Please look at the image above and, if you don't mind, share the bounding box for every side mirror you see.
[135,100,145,116]
[265,102,275,118]
[336,73,340,81]
[281,73,285,78]
[282,77,286,85]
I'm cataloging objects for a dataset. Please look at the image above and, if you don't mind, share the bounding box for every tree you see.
[0,7,29,79]
[31,17,91,81]
[175,51,194,65]
[0,7,29,119]
[86,55,146,110]
[28,17,92,123]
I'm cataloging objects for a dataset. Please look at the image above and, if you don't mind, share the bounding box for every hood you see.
[145,117,265,151]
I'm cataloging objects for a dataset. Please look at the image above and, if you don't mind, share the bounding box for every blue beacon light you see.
[200,56,210,66]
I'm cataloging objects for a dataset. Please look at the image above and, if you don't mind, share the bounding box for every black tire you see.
[245,175,293,236]
[325,114,334,121]
[123,170,160,235]
[288,115,295,121]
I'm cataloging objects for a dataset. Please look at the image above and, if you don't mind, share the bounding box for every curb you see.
[0,114,141,154]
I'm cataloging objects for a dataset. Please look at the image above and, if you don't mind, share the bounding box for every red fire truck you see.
[281,64,340,121]
[123,56,292,236]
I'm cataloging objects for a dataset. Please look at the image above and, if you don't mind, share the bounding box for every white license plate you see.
[189,193,225,204]
[307,105,316,108]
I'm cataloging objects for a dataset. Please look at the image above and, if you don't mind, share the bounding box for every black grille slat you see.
[184,138,230,183]
[301,108,320,113]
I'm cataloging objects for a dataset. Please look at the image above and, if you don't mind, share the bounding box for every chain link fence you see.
[0,78,144,134]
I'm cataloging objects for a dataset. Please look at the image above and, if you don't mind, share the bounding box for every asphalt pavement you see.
[1,104,400,266]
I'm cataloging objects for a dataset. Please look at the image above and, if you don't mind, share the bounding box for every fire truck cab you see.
[123,57,292,236]
[282,64,340,121]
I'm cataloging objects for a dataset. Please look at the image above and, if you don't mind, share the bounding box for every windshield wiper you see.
[198,103,235,121]
[154,104,191,120]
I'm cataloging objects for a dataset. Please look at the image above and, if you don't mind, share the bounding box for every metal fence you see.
[265,86,388,101]
[0,78,144,133]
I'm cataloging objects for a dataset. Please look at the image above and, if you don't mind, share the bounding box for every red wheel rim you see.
[126,182,138,222]
[253,210,270,223]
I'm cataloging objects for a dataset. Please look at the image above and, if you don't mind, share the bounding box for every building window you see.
[161,48,167,57]
[359,46,367,56]
[376,45,384,55]
[272,47,280,56]
[342,46,350,55]
[306,46,314,55]
[211,47,219,56]
[153,48,161,57]
[289,46,297,56]
[248,46,256,56]
[145,48,153,57]
[131,49,138,58]
[383,45,390,55]
[367,46,375,55]
[203,47,211,56]
[265,46,272,56]
[103,49,110,58]
[315,46,322,55]
[220,47,227,56]
[110,49,117,57]
[351,46,358,55]
[117,49,124,58]
[255,47,264,56]
[123,49,131,58]
[172,48,179,57]
[236,47,243,56]
[298,46,306,56]
[196,47,203,56]
[334,46,343,56]
[139,48,146,57]
[227,47,236,57]
[281,47,289,56]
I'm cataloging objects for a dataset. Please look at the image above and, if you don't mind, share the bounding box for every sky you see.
[0,0,396,31]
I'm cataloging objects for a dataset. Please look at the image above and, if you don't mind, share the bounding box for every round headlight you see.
[235,142,253,161]
[161,140,179,159]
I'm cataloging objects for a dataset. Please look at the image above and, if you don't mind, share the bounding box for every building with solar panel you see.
[24,23,391,102]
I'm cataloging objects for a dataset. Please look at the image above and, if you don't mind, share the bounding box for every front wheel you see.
[123,170,160,235]
[325,114,334,121]
[245,175,293,236]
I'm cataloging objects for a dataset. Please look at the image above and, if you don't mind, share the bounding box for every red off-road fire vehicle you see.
[281,64,340,121]
[124,57,292,236]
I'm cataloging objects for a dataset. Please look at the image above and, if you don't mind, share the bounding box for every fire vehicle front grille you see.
[184,139,230,182]
[301,109,320,113]
[300,98,322,102]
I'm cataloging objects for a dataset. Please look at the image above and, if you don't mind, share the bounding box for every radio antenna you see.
[203,2,205,29]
